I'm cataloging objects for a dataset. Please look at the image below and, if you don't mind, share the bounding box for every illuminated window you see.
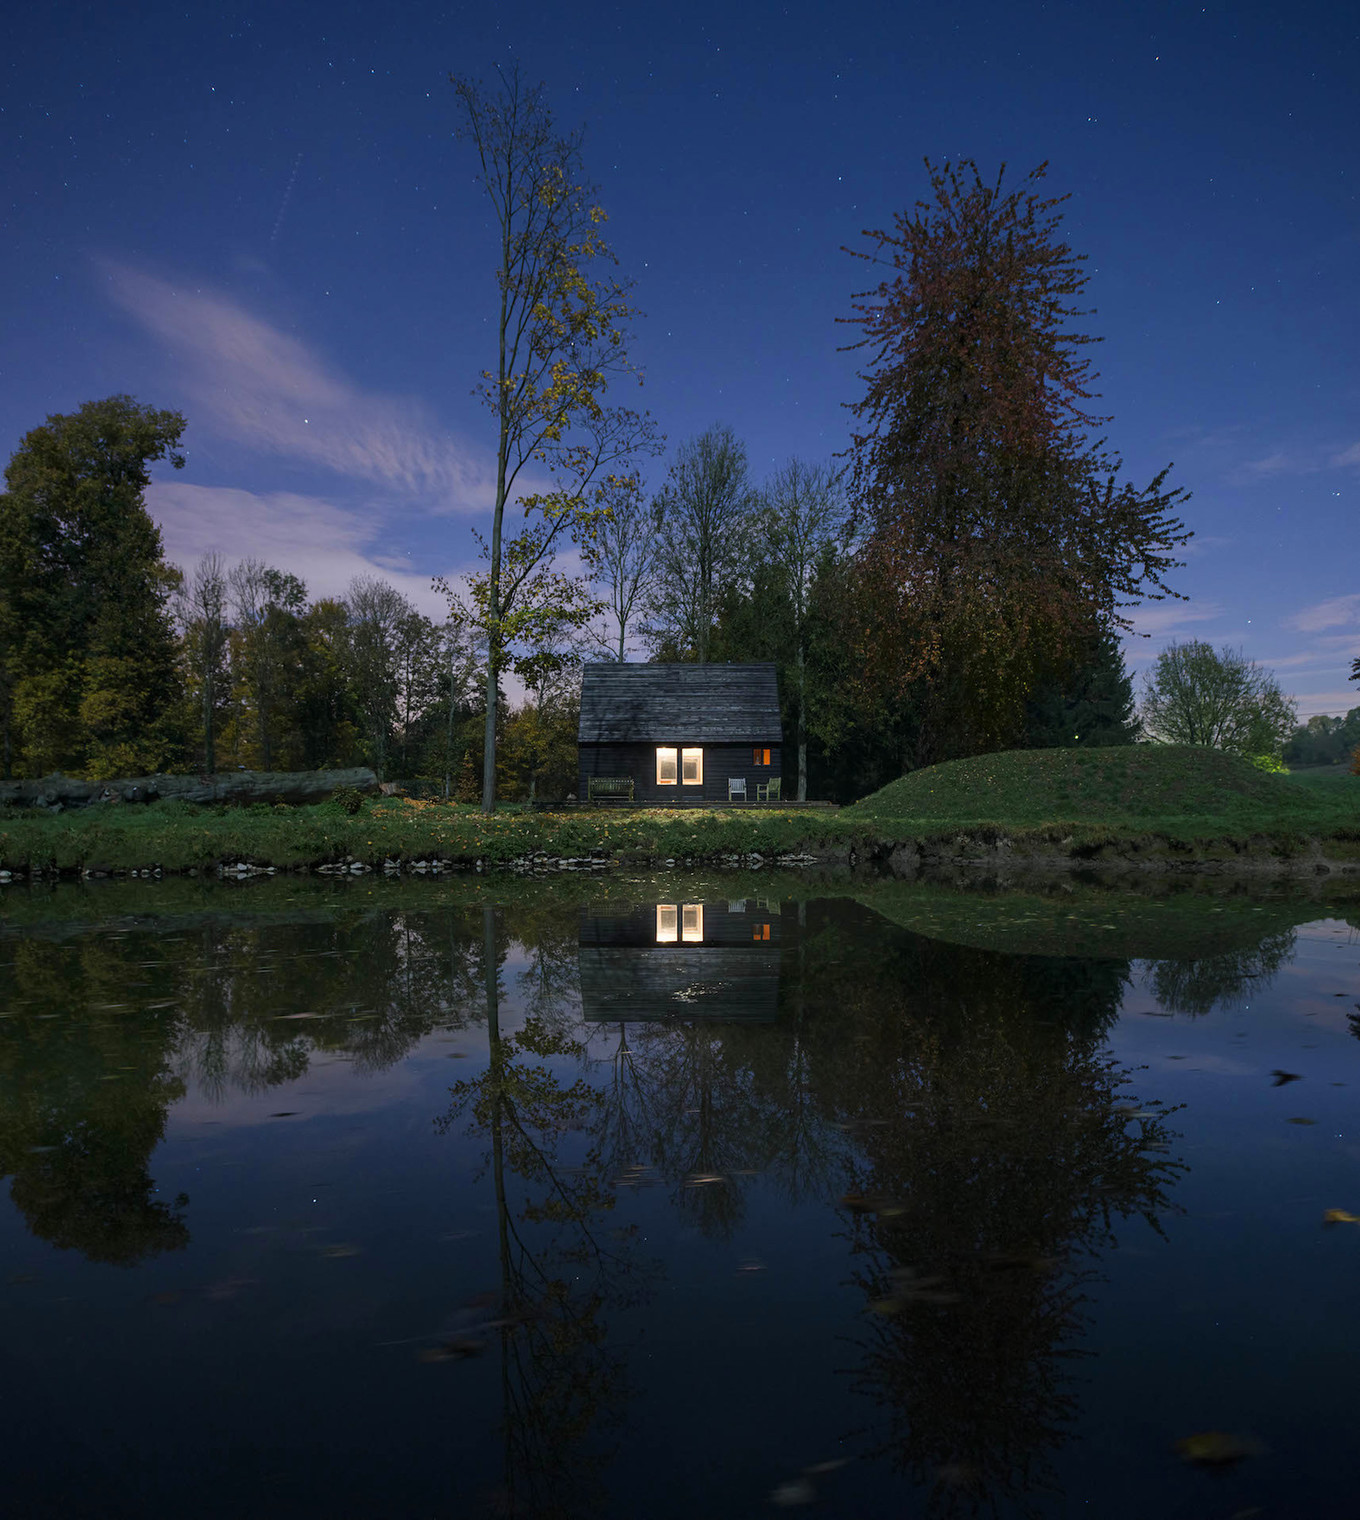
[656,747,678,785]
[682,904,704,942]
[752,923,770,941]
[753,747,771,766]
[681,747,703,784]
[656,904,678,943]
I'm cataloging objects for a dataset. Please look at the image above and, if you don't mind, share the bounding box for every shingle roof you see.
[577,662,782,744]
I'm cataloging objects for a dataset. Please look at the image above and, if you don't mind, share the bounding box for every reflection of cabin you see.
[578,901,781,1023]
[577,662,782,805]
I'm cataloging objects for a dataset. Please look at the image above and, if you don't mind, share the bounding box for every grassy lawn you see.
[2,746,1357,875]
[843,745,1360,844]
[0,795,853,874]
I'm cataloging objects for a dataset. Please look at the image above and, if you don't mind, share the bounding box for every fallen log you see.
[0,768,380,811]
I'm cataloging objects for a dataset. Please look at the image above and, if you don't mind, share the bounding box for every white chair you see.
[728,777,747,802]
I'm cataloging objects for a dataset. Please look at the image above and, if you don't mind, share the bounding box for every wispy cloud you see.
[1332,442,1360,468]
[1241,452,1292,477]
[1287,593,1360,634]
[149,481,451,615]
[1124,601,1224,638]
[105,262,491,510]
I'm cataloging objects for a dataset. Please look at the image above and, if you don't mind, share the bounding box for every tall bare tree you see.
[585,471,657,661]
[647,424,757,663]
[758,459,847,799]
[443,66,657,812]
[176,552,230,773]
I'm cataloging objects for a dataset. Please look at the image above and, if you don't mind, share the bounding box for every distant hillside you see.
[844,745,1359,833]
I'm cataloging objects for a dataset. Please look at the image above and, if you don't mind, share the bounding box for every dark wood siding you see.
[578,741,781,804]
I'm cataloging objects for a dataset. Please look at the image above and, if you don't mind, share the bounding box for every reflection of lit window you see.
[681,747,703,784]
[656,747,678,784]
[656,904,678,943]
[752,923,770,941]
[682,904,704,942]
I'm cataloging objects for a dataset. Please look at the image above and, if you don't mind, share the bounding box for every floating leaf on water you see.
[1173,1430,1259,1466]
[1270,1070,1303,1086]
[803,1459,849,1475]
[320,1243,361,1258]
[1287,1117,1317,1126]
[769,1478,815,1507]
[268,1112,299,1119]
[1323,1209,1360,1225]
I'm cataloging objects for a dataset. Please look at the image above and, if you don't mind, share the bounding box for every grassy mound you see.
[844,745,1360,835]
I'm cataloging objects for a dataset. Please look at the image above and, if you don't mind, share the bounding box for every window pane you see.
[656,905,678,943]
[681,747,703,784]
[681,904,703,943]
[656,748,677,784]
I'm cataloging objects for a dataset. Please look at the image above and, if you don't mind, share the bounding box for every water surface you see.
[1,875,1357,1517]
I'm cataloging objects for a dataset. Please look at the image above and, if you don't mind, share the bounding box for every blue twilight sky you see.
[2,0,1357,715]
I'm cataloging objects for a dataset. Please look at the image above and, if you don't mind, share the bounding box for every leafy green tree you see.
[1283,708,1360,768]
[294,598,363,770]
[1022,622,1140,749]
[1140,640,1296,760]
[0,396,187,778]
[226,559,308,769]
[754,458,847,797]
[841,161,1191,766]
[445,65,657,813]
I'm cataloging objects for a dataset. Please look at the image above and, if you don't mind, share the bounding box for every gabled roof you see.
[578,662,782,744]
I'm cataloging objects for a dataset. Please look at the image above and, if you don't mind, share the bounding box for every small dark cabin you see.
[577,662,782,805]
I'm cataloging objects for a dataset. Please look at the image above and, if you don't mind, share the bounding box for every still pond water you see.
[1,874,1358,1518]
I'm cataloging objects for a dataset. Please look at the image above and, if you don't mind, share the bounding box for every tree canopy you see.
[0,395,186,778]
[840,160,1191,765]
[1139,640,1296,760]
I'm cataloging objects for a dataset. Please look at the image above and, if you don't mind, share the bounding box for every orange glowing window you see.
[681,747,703,784]
[753,747,771,766]
[682,904,704,942]
[656,748,678,785]
[752,923,771,941]
[656,904,678,942]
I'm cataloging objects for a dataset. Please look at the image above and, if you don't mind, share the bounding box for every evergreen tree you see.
[1022,625,1139,748]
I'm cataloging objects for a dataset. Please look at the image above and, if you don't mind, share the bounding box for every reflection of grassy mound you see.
[849,877,1360,961]
[845,745,1360,834]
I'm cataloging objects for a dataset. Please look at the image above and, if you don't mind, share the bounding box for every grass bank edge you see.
[1,746,1356,873]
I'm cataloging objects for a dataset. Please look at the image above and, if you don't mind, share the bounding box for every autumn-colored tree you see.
[842,161,1191,766]
[0,396,187,778]
[443,66,658,812]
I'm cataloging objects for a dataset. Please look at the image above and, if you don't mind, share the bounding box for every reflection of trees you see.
[1146,928,1295,1016]
[795,904,1183,1517]
[0,908,489,1267]
[438,908,649,1520]
[0,937,189,1265]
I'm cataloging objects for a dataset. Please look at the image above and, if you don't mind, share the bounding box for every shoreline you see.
[3,820,1359,885]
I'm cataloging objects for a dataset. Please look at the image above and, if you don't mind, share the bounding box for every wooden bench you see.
[587,776,635,803]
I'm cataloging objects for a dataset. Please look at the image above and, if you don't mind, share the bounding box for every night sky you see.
[3,0,1357,715]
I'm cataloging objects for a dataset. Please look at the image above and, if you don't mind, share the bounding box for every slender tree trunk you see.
[445,643,457,799]
[795,638,808,801]
[482,210,512,816]
[202,673,215,773]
